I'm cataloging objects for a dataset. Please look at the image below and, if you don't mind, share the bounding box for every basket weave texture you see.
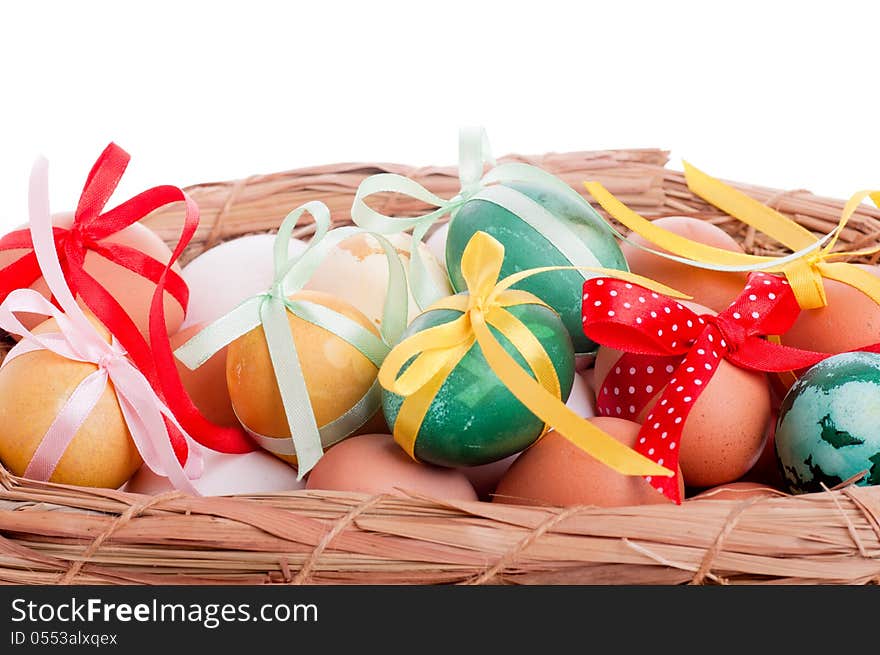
[1,148,879,585]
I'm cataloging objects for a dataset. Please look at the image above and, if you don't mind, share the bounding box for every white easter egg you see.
[304,232,452,331]
[426,222,450,268]
[565,370,597,419]
[181,234,308,328]
[125,448,305,496]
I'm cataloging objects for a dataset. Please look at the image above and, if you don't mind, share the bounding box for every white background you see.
[1,1,878,233]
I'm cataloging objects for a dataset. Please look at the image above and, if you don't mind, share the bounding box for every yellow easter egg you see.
[304,232,452,331]
[226,289,382,466]
[0,317,142,488]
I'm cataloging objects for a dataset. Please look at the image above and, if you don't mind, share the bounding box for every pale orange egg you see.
[305,434,478,501]
[170,323,238,427]
[780,264,880,353]
[493,417,683,507]
[0,315,141,488]
[593,300,770,488]
[226,290,382,467]
[0,212,184,340]
[621,216,748,312]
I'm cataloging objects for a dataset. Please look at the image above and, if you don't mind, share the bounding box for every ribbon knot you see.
[583,271,831,503]
[705,313,746,354]
[380,230,673,477]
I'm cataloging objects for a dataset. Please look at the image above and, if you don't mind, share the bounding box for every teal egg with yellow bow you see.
[445,181,627,357]
[775,352,880,494]
[381,293,576,467]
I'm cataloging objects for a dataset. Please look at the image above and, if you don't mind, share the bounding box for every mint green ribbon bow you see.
[174,201,407,478]
[350,126,608,309]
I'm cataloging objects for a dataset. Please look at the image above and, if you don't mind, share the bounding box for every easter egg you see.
[170,323,237,427]
[780,264,880,354]
[0,213,184,340]
[621,216,749,313]
[383,293,575,467]
[181,233,308,329]
[226,289,381,467]
[0,315,141,488]
[305,232,452,332]
[493,418,683,507]
[594,300,771,488]
[305,434,478,501]
[775,352,880,494]
[126,448,304,496]
[426,222,450,267]
[446,181,627,356]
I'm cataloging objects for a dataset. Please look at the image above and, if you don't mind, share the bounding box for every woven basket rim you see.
[2,146,880,585]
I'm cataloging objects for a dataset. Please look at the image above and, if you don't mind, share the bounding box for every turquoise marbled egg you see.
[775,352,880,494]
[445,181,627,357]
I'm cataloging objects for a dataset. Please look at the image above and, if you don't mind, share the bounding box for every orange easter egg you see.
[305,434,478,501]
[621,216,748,312]
[226,290,381,467]
[0,316,141,488]
[493,417,683,507]
[780,264,880,354]
[170,323,237,427]
[593,300,770,488]
[0,212,184,340]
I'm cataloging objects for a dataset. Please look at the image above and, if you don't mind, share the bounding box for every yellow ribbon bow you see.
[585,166,880,311]
[379,230,678,478]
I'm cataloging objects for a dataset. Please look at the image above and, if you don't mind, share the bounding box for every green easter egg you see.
[382,294,575,467]
[445,181,627,356]
[775,352,880,494]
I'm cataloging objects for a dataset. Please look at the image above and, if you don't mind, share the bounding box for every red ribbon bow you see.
[582,272,829,503]
[0,144,253,458]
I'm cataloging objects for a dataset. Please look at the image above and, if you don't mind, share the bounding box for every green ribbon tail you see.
[173,296,264,370]
[261,297,323,478]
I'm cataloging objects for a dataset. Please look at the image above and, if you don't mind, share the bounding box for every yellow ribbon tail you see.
[486,306,560,400]
[471,310,673,477]
[683,161,817,251]
[818,261,880,306]
[584,181,773,269]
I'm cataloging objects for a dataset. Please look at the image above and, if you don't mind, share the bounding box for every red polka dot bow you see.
[581,272,829,503]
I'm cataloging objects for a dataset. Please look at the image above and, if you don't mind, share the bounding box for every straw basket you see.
[1,147,880,585]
